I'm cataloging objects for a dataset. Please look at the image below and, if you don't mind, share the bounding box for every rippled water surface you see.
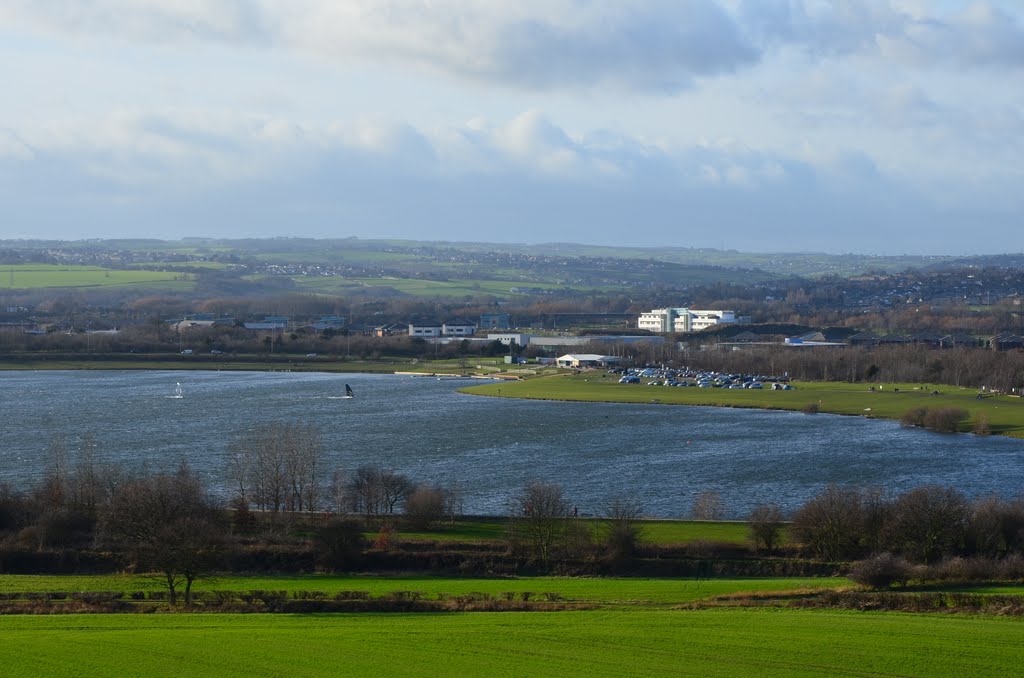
[2,371,1022,516]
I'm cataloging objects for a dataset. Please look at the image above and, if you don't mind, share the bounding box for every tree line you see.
[3,429,1024,602]
[635,344,1024,393]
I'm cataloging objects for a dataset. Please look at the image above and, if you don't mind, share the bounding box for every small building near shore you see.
[555,353,620,368]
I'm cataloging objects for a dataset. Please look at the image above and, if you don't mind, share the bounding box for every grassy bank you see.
[0,264,193,290]
[5,355,1022,437]
[462,373,1024,438]
[395,516,758,545]
[2,608,1022,676]
[0,574,844,606]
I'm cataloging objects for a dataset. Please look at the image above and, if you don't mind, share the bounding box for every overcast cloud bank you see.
[0,1,1021,253]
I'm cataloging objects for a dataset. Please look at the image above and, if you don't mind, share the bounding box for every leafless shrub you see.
[923,407,968,433]
[900,407,928,427]
[404,486,447,530]
[848,553,913,589]
[691,491,725,521]
[749,504,786,552]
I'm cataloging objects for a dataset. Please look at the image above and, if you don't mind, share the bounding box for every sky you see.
[0,1,1022,254]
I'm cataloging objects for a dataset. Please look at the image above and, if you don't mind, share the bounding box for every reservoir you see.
[2,370,1022,517]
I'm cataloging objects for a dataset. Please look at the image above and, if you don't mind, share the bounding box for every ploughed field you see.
[2,608,1023,677]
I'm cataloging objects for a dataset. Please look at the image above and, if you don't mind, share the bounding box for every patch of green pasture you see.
[464,374,1024,438]
[933,584,1024,596]
[125,261,236,270]
[0,265,193,290]
[0,574,846,605]
[2,609,1023,677]
[393,517,760,546]
[637,519,760,545]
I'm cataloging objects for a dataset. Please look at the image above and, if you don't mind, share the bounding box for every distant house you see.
[409,321,443,338]
[487,333,533,347]
[480,313,511,330]
[302,316,346,333]
[847,332,880,346]
[243,322,286,331]
[911,331,943,347]
[173,320,214,331]
[784,331,847,347]
[940,333,978,348]
[877,334,912,346]
[731,331,762,343]
[990,333,1024,351]
[442,319,477,337]
[374,322,407,337]
[555,353,620,368]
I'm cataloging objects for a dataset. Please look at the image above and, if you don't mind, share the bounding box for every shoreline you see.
[459,373,1024,440]
[5,356,1023,439]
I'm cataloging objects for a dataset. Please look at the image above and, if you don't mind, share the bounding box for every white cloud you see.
[2,1,761,93]
[1,2,1022,252]
[3,106,1018,252]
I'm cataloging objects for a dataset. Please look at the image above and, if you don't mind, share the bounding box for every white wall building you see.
[638,308,678,333]
[442,319,477,336]
[487,333,533,346]
[556,353,620,368]
[678,310,738,333]
[409,321,443,337]
[639,307,741,333]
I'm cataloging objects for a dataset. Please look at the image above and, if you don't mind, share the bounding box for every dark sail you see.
[345,384,354,398]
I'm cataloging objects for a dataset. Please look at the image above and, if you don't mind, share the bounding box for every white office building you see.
[638,307,741,333]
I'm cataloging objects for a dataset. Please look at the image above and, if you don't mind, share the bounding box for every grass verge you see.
[463,373,1024,438]
[1,608,1023,676]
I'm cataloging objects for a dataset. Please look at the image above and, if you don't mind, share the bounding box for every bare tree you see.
[0,483,28,533]
[345,465,412,520]
[861,486,891,554]
[791,485,864,561]
[885,485,968,563]
[283,423,323,512]
[379,469,413,514]
[691,491,725,521]
[102,463,223,605]
[314,517,365,571]
[513,481,570,565]
[404,485,446,530]
[227,421,324,513]
[603,495,644,561]
[443,480,464,525]
[749,504,786,552]
[968,495,1024,558]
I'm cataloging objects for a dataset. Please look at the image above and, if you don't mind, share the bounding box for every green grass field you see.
[400,517,758,545]
[464,374,1024,438]
[0,574,843,605]
[0,265,193,290]
[1,609,1022,676]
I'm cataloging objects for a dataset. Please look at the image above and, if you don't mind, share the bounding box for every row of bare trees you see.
[223,421,463,527]
[227,422,323,513]
[507,481,645,566]
[781,484,1024,564]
